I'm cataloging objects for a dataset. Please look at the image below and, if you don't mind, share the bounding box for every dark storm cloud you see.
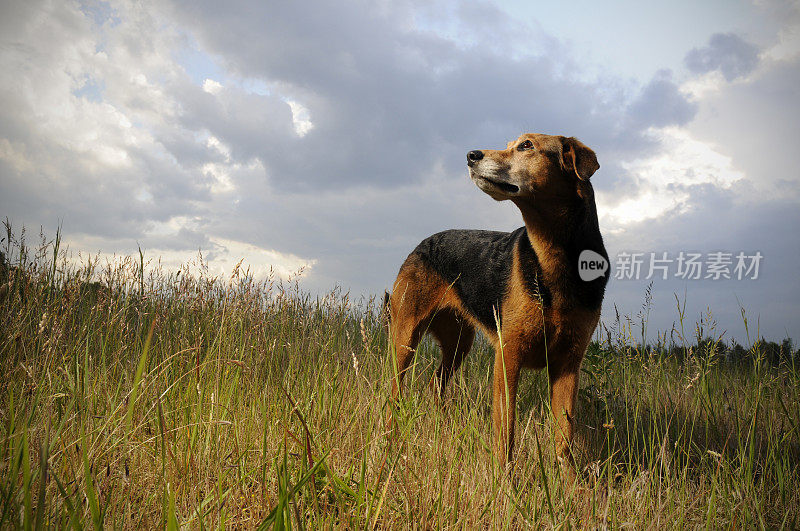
[604,183,800,341]
[626,69,698,129]
[163,0,690,192]
[684,33,760,81]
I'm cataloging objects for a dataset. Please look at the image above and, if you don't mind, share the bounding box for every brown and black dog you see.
[386,133,608,468]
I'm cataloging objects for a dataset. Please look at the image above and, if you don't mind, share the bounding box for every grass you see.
[0,225,798,528]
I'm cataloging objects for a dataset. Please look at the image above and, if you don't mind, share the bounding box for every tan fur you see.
[389,256,481,400]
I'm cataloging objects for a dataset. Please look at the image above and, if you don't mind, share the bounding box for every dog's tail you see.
[382,290,391,332]
[382,290,391,320]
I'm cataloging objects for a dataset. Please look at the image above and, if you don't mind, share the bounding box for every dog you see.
[386,133,608,468]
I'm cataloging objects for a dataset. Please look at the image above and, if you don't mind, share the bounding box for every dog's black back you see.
[411,223,608,332]
[412,228,521,330]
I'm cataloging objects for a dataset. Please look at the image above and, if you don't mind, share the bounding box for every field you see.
[1,229,798,529]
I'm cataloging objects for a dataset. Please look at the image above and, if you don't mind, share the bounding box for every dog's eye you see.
[517,140,533,151]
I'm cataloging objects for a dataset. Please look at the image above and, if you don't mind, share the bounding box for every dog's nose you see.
[467,150,484,166]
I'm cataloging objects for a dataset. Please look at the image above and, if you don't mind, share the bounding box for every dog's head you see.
[467,133,599,203]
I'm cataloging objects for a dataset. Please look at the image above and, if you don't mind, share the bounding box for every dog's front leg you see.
[492,346,522,467]
[548,354,582,467]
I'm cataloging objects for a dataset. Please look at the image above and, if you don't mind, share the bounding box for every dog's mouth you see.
[479,176,519,194]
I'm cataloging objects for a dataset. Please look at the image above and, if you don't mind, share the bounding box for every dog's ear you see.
[561,137,599,181]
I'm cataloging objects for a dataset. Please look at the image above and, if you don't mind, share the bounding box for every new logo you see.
[578,250,608,281]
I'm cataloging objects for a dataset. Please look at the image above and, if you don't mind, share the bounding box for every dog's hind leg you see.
[388,261,435,400]
[389,311,427,400]
[429,309,475,399]
[388,255,462,400]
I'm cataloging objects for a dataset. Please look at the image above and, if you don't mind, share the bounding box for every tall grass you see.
[0,225,798,528]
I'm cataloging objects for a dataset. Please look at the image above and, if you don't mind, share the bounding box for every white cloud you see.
[208,237,315,280]
[764,20,800,61]
[64,218,316,283]
[680,71,727,99]
[0,138,34,173]
[202,78,223,94]
[206,135,231,159]
[286,99,314,137]
[600,126,744,225]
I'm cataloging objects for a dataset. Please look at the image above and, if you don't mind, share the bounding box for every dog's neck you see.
[518,203,571,275]
[516,194,601,307]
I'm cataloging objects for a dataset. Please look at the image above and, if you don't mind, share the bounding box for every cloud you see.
[685,51,800,202]
[0,0,798,341]
[0,0,209,241]
[162,0,698,192]
[0,0,693,243]
[603,187,800,342]
[63,231,315,283]
[626,70,698,129]
[599,126,745,225]
[685,33,760,81]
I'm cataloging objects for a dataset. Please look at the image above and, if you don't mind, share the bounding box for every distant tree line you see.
[592,334,798,368]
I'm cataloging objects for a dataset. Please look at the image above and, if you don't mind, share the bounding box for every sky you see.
[1,0,799,343]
